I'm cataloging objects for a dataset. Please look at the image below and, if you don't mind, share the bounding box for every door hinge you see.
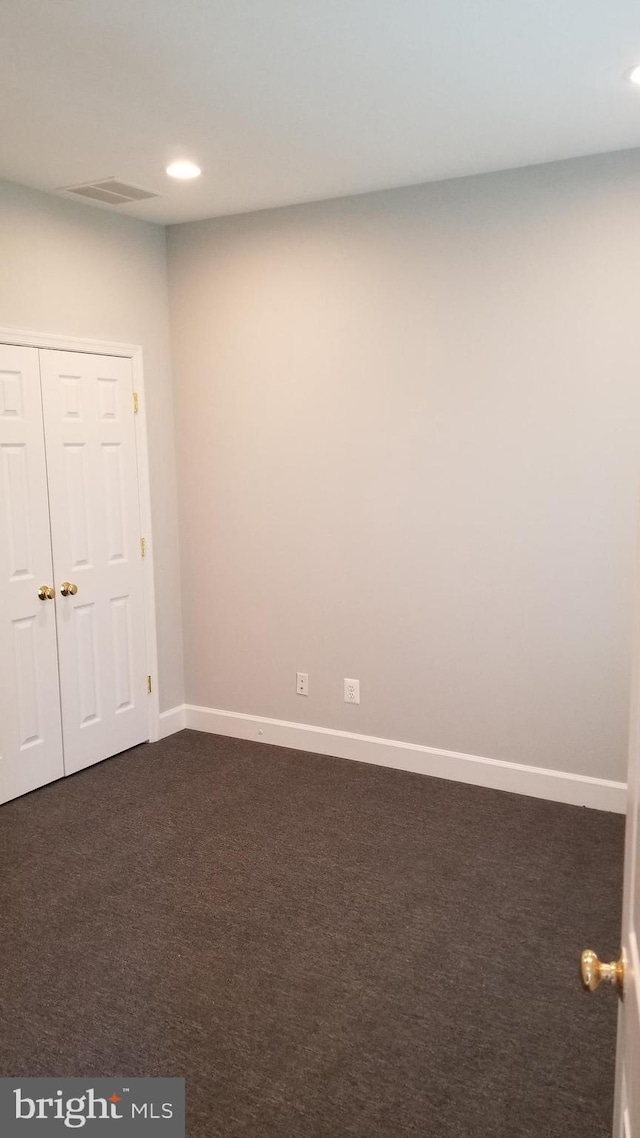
[147,675,152,694]
[140,537,146,557]
[133,392,139,414]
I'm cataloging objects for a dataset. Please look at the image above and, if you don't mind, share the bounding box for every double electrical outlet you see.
[296,672,360,704]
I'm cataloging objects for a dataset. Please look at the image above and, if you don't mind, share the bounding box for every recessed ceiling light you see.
[628,64,640,85]
[166,160,201,179]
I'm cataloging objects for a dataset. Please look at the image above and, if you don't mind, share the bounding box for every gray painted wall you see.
[0,179,184,712]
[167,149,640,781]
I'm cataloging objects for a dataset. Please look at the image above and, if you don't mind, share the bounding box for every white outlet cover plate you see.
[344,678,360,704]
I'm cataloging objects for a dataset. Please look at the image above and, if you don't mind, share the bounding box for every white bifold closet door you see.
[0,346,64,802]
[39,350,148,776]
[0,344,149,805]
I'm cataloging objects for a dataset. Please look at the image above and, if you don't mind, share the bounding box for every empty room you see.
[1,2,639,1135]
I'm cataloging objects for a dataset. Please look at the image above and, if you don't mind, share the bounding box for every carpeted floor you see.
[0,730,624,1137]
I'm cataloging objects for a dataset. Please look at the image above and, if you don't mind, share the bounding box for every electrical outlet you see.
[296,672,309,696]
[344,678,360,704]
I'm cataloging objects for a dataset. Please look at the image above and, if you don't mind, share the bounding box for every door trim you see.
[0,327,160,743]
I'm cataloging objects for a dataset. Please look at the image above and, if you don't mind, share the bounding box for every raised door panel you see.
[0,344,64,804]
[39,350,148,774]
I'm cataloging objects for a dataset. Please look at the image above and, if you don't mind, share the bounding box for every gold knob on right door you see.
[60,582,78,597]
[580,949,624,996]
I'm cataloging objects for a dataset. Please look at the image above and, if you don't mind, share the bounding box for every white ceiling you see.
[3,0,640,226]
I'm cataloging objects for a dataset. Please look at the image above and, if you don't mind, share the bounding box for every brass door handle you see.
[37,585,54,601]
[580,949,624,996]
[60,582,78,597]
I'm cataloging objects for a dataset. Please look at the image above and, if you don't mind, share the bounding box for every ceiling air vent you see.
[62,178,161,205]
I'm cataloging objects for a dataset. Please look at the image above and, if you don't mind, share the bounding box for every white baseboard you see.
[182,704,626,813]
[158,704,187,739]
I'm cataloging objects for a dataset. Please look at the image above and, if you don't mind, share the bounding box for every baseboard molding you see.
[183,704,627,813]
[158,704,187,739]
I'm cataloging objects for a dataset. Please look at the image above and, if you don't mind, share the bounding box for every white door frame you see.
[0,327,160,744]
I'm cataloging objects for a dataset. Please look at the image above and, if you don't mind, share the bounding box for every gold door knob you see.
[37,585,54,601]
[60,582,78,597]
[580,949,624,996]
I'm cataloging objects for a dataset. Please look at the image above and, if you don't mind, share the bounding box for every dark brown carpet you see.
[0,730,624,1137]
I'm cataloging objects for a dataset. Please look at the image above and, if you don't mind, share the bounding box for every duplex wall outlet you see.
[296,672,309,696]
[344,678,360,704]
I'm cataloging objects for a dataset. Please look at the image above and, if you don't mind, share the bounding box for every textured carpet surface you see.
[0,730,624,1137]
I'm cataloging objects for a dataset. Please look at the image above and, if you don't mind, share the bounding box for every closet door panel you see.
[39,350,148,775]
[0,345,64,804]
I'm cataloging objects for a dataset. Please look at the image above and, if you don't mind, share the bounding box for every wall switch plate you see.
[296,672,309,696]
[344,678,360,704]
